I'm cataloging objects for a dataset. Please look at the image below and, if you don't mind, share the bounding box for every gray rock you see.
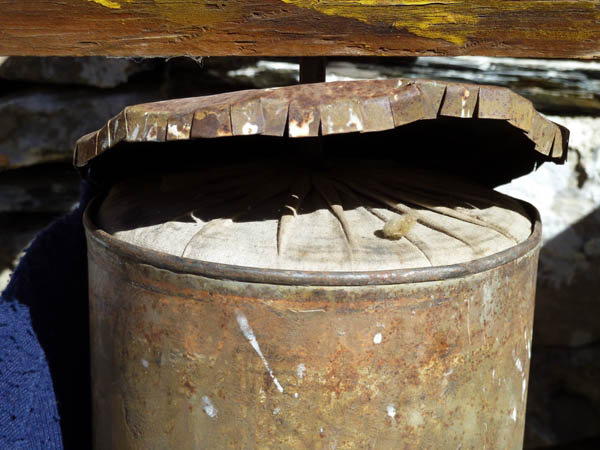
[0,162,81,292]
[393,57,600,116]
[498,116,600,447]
[524,343,600,448]
[0,162,80,213]
[0,86,164,168]
[497,117,600,347]
[202,56,600,115]
[0,56,159,88]
[584,237,600,258]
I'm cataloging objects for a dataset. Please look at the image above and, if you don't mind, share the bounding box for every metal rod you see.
[299,57,327,84]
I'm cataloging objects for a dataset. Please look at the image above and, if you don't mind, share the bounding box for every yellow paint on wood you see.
[84,0,600,48]
[400,10,477,46]
[89,0,122,8]
[314,0,460,4]
[88,0,137,9]
[153,0,241,26]
[281,0,476,45]
[281,0,600,46]
[86,0,240,27]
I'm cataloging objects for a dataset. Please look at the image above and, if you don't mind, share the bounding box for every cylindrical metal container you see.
[84,164,541,450]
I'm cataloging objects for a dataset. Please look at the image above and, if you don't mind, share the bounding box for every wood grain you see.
[0,0,599,58]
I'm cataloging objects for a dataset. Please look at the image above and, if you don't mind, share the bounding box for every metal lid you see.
[74,79,568,169]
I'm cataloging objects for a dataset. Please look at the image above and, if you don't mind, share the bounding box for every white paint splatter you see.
[481,282,494,326]
[515,357,523,373]
[141,358,149,368]
[444,368,454,376]
[242,122,259,135]
[297,363,307,379]
[236,311,284,393]
[288,308,326,313]
[460,89,471,118]
[373,332,383,344]
[108,119,117,146]
[324,117,335,134]
[202,396,218,419]
[525,331,532,359]
[130,124,140,140]
[510,407,517,422]
[294,392,299,399]
[168,123,181,138]
[466,297,472,345]
[387,404,397,419]
[345,108,363,131]
[376,322,385,328]
[273,407,280,415]
[168,122,188,139]
[289,118,312,137]
[461,103,470,118]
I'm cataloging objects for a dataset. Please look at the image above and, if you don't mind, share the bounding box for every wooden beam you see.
[1,1,599,59]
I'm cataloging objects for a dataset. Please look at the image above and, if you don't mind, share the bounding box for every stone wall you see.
[498,117,600,448]
[1,56,598,449]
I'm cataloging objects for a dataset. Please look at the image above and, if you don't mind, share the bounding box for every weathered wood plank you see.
[0,1,599,58]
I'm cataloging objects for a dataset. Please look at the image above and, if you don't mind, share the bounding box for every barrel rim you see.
[83,196,541,287]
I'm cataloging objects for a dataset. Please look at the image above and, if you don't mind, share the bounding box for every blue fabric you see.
[1,179,95,450]
[0,301,62,449]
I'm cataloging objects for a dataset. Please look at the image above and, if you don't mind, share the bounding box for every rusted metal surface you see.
[85,199,540,449]
[74,79,568,168]
[440,84,479,119]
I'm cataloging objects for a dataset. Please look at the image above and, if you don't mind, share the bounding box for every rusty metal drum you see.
[77,79,567,449]
[84,164,540,450]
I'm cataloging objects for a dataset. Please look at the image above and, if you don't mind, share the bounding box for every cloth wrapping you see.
[1,180,95,449]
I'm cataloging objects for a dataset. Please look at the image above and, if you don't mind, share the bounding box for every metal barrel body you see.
[85,201,540,450]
